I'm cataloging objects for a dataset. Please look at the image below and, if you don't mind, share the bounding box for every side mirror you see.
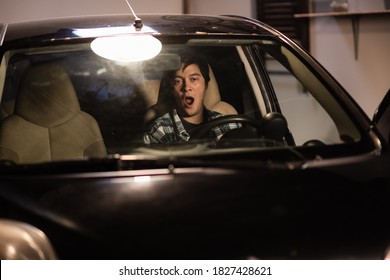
[373,89,390,146]
[0,219,57,259]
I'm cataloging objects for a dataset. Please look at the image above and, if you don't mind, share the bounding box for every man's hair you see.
[179,50,210,86]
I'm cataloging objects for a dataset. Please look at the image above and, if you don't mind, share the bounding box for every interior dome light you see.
[91,35,162,62]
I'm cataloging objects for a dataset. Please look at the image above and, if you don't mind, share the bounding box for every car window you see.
[265,51,341,145]
[255,43,362,146]
[0,37,366,164]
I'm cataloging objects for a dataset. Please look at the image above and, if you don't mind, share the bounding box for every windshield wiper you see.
[0,144,309,175]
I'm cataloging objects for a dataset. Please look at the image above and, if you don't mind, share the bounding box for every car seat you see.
[0,62,107,163]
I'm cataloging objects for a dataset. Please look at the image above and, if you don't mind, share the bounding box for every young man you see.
[143,51,240,144]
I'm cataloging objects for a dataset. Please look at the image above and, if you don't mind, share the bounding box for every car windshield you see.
[0,36,367,165]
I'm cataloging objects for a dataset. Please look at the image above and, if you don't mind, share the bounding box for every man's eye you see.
[174,79,183,86]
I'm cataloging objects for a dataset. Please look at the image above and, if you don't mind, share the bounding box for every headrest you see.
[15,63,81,127]
[203,65,221,109]
[203,66,237,115]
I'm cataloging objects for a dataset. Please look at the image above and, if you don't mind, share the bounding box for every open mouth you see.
[183,96,194,106]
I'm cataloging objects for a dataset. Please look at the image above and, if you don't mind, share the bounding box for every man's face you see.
[173,63,207,123]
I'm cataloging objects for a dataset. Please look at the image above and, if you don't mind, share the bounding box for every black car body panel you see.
[1,159,390,260]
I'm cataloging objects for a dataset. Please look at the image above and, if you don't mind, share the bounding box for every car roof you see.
[1,14,280,44]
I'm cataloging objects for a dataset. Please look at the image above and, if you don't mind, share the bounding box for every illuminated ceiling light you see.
[89,0,162,62]
[72,26,158,37]
[91,35,162,62]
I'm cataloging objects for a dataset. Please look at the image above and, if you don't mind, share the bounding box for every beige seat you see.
[144,65,237,123]
[203,66,237,115]
[0,62,107,163]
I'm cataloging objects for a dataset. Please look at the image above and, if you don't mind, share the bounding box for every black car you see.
[0,13,389,260]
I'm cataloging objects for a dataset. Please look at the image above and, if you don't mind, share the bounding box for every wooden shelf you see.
[294,9,390,18]
[294,10,390,60]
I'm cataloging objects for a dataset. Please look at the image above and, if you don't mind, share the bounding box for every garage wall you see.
[186,0,256,18]
[310,16,390,117]
[0,0,256,24]
[0,0,183,23]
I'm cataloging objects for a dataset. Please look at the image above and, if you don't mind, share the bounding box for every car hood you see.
[0,164,389,260]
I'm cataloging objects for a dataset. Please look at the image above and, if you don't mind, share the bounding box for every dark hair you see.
[179,50,210,86]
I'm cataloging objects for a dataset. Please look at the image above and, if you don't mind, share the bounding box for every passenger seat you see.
[0,62,107,163]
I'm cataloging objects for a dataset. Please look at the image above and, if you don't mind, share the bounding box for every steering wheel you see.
[189,113,289,144]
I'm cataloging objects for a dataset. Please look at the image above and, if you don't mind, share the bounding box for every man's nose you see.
[180,79,188,92]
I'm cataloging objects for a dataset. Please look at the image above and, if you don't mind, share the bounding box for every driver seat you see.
[203,66,237,115]
[0,62,107,163]
[144,65,237,123]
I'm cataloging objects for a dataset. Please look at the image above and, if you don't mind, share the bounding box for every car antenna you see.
[125,0,143,31]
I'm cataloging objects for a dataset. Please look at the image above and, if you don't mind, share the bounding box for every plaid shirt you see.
[144,109,240,144]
